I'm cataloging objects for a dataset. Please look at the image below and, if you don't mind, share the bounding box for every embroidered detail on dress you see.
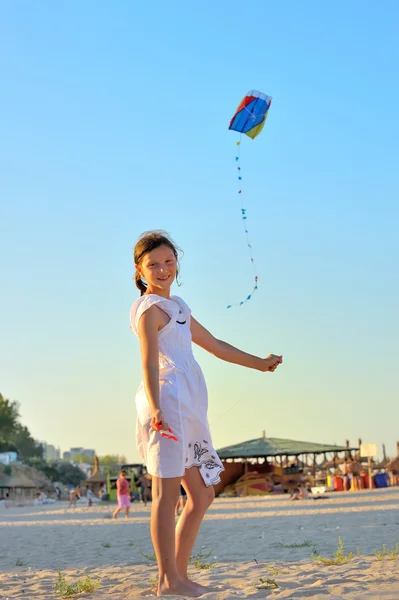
[194,442,208,460]
[204,460,219,470]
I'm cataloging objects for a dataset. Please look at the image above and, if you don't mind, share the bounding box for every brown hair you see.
[133,230,181,296]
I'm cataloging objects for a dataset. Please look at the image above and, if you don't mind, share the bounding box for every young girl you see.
[113,470,131,519]
[131,231,282,597]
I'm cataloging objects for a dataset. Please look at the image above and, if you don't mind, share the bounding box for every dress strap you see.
[130,295,179,338]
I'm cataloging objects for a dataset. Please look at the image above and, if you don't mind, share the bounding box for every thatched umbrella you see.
[84,455,106,494]
[22,466,55,494]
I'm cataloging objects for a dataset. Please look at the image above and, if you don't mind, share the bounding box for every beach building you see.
[0,467,38,501]
[215,433,358,496]
[63,447,95,461]
[38,442,61,461]
[0,452,18,465]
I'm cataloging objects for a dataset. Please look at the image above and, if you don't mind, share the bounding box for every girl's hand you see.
[262,354,283,372]
[150,409,170,432]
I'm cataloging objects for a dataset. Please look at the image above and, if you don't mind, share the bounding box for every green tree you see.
[54,462,86,487]
[12,424,43,461]
[0,394,20,439]
[0,393,43,461]
[69,453,94,464]
[27,458,86,487]
[99,455,126,476]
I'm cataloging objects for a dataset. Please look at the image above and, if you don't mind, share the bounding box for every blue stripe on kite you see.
[229,97,270,134]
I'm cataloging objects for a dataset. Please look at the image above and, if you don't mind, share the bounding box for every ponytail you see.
[134,271,147,296]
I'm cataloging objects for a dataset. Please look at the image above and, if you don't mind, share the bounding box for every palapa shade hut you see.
[22,465,55,495]
[0,468,38,501]
[215,434,357,496]
[84,455,106,495]
[385,442,399,486]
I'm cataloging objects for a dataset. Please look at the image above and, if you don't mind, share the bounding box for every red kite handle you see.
[155,422,178,442]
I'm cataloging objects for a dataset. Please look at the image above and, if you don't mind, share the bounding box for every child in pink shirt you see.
[113,470,131,519]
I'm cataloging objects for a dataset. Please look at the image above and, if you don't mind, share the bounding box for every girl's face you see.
[136,244,177,294]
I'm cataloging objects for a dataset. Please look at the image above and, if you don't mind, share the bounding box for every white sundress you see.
[130,294,224,487]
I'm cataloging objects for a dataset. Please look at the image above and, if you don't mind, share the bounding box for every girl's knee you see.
[190,485,214,510]
[152,479,180,506]
[205,486,215,506]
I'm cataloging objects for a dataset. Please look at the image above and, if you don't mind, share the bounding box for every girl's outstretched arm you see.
[190,317,282,373]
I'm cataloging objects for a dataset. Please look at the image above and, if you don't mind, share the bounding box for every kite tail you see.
[227,135,259,309]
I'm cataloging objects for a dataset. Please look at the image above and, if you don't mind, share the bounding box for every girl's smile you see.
[136,244,177,295]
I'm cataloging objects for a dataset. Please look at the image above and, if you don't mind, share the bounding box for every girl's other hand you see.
[262,354,283,372]
[150,409,169,432]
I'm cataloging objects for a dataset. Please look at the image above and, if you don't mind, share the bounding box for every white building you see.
[0,451,18,465]
[39,442,61,462]
[63,447,95,461]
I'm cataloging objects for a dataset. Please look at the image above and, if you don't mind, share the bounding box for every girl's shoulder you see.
[170,295,191,315]
[130,294,181,336]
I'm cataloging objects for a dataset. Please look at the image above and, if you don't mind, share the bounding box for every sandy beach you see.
[1,488,399,599]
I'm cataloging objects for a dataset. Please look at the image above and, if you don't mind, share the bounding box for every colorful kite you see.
[227,90,272,308]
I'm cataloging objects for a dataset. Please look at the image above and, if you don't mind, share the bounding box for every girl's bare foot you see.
[183,577,212,594]
[189,581,211,594]
[157,578,201,597]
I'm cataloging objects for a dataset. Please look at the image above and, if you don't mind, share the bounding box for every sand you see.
[1,487,399,599]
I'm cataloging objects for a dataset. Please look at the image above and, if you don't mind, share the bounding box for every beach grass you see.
[277,540,315,548]
[312,537,353,566]
[375,544,399,560]
[189,548,216,569]
[139,550,157,561]
[54,571,99,598]
[255,577,279,590]
[264,563,280,576]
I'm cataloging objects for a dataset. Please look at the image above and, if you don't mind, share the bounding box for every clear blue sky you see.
[1,1,398,461]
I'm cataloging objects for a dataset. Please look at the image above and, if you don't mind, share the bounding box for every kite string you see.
[227,134,259,308]
[209,398,243,426]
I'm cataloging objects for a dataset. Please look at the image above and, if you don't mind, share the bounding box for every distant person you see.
[86,486,94,507]
[130,230,283,597]
[99,485,107,501]
[290,484,308,501]
[139,471,151,506]
[175,484,187,517]
[35,491,52,505]
[130,476,140,502]
[113,470,131,519]
[68,487,80,508]
[55,486,62,501]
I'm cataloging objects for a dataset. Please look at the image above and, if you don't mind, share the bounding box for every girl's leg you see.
[176,467,215,583]
[151,475,200,597]
[125,506,130,518]
[113,506,121,519]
